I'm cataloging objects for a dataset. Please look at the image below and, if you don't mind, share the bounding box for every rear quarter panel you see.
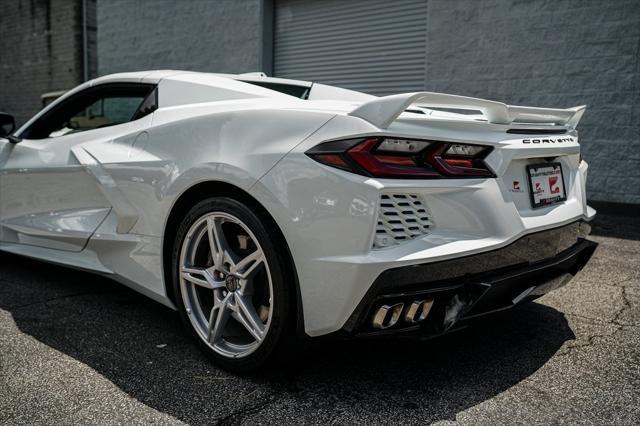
[82,105,335,237]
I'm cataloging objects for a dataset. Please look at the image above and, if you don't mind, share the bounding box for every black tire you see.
[171,196,294,372]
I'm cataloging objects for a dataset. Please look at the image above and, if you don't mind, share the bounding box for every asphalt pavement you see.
[1,213,639,425]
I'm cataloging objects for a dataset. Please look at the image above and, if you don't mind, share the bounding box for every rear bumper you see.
[339,222,597,338]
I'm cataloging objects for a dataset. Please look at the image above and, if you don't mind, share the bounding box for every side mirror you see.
[0,112,16,138]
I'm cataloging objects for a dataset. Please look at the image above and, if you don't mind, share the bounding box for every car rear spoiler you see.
[349,92,586,129]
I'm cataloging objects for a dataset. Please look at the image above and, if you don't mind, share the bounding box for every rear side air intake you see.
[374,193,433,249]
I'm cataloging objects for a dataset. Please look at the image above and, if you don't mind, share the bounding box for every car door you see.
[0,83,156,252]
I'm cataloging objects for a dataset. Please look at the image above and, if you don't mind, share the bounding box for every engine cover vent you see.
[373,193,433,249]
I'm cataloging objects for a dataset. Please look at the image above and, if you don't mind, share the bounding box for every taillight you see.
[306,137,494,178]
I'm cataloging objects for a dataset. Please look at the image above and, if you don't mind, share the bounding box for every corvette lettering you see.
[522,137,575,144]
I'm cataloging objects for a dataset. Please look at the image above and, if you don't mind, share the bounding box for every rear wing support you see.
[349,92,586,129]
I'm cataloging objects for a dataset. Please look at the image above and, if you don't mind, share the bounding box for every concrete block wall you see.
[426,0,640,204]
[97,0,265,76]
[3,0,637,204]
[0,0,87,126]
[85,0,98,80]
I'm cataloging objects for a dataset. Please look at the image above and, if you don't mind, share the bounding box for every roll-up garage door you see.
[274,0,428,96]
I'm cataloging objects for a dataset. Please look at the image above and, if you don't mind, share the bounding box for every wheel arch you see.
[162,180,305,336]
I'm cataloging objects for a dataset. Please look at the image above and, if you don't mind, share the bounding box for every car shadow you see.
[589,213,640,241]
[0,251,575,424]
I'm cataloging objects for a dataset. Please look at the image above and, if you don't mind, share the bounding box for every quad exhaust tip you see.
[371,303,404,329]
[405,299,434,323]
[371,298,434,329]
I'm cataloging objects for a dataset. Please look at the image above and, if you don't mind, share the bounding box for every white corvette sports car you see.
[0,71,597,370]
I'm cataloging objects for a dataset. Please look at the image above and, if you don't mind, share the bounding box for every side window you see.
[240,80,310,99]
[58,96,145,137]
[20,83,156,140]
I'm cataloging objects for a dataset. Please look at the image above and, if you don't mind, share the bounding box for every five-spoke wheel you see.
[173,197,292,371]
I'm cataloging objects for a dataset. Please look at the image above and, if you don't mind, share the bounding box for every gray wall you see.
[6,0,638,204]
[0,0,94,126]
[270,0,639,204]
[97,0,268,76]
[425,0,640,204]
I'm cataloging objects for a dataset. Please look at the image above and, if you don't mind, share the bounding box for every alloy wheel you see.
[179,212,273,358]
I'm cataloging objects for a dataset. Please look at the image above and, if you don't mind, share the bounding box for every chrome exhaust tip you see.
[404,299,434,323]
[371,302,404,329]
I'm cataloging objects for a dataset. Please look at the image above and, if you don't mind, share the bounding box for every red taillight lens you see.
[312,154,352,171]
[306,137,494,179]
[427,143,494,177]
[347,138,442,178]
[444,158,474,168]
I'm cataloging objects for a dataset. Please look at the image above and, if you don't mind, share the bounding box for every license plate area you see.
[526,162,566,208]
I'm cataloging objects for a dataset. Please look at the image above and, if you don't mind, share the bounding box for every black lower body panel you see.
[341,221,597,338]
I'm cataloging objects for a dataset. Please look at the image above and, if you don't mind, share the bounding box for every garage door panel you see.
[274,0,428,96]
